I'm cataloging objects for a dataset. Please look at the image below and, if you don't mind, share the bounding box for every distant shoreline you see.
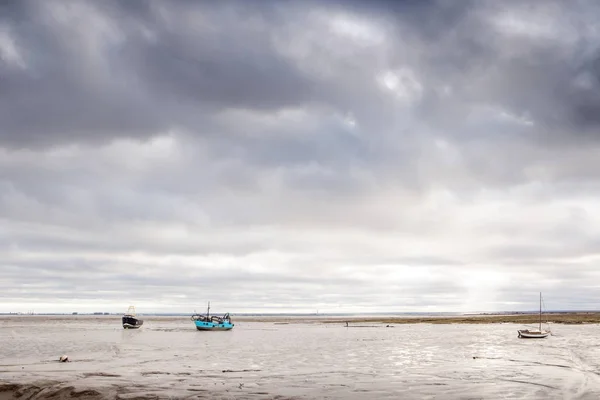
[1,310,598,316]
[315,312,600,325]
[236,312,600,325]
[2,311,600,325]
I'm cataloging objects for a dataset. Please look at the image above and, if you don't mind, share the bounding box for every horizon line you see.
[2,309,599,316]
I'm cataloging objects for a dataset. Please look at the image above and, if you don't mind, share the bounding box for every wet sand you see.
[2,315,600,399]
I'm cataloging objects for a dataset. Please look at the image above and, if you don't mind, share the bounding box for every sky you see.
[2,0,600,314]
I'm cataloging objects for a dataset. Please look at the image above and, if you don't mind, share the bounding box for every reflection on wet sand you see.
[1,315,600,399]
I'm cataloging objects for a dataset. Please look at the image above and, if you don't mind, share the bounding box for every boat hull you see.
[518,330,549,339]
[194,320,233,331]
[122,315,144,329]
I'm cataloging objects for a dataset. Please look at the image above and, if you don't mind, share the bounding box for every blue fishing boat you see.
[191,302,234,331]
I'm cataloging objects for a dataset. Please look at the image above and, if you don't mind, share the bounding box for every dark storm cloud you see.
[0,0,321,148]
[1,0,599,151]
[331,0,600,142]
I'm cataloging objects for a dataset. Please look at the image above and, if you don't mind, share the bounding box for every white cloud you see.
[0,26,25,69]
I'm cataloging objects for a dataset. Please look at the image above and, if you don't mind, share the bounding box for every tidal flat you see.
[2,315,600,399]
[236,312,600,325]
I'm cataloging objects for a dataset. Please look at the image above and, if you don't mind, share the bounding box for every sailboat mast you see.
[207,301,210,318]
[539,292,542,331]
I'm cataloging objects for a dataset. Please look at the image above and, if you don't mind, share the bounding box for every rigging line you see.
[540,294,551,329]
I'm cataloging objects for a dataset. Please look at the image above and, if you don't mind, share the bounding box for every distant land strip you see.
[2,312,600,325]
[316,313,600,325]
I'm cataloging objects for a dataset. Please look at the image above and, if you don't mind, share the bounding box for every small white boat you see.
[518,292,550,339]
[518,329,549,339]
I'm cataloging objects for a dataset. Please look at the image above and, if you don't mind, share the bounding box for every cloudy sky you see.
[2,0,600,314]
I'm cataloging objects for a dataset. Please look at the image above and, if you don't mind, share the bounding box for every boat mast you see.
[539,292,542,331]
[207,301,210,319]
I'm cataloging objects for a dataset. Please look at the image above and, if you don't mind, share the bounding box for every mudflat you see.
[2,315,600,399]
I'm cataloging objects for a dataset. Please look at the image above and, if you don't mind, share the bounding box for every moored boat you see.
[517,329,549,339]
[122,306,144,329]
[517,292,550,339]
[191,302,234,331]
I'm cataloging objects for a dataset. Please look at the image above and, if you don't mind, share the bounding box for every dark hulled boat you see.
[122,306,144,329]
